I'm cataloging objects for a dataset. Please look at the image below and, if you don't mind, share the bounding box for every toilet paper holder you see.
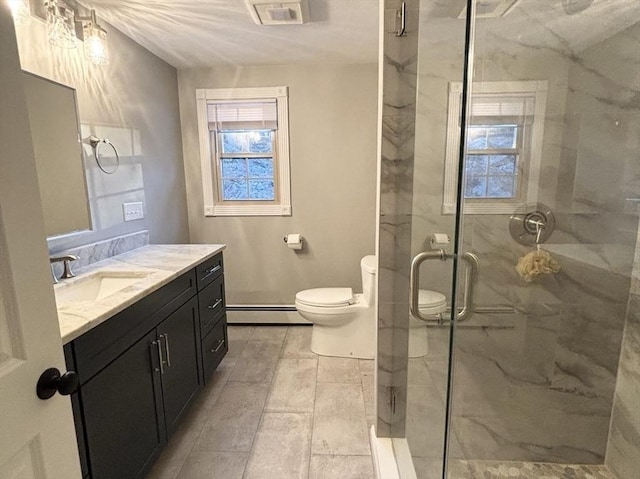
[283,234,303,250]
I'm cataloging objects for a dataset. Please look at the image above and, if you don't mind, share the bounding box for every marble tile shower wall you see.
[405,10,639,468]
[606,224,640,479]
[376,0,420,438]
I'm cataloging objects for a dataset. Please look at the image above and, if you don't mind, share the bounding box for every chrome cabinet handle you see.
[202,264,221,280]
[208,299,223,310]
[210,339,225,353]
[152,339,165,374]
[162,333,171,367]
[409,249,479,323]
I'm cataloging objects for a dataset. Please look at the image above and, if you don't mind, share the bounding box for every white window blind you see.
[207,100,278,131]
[471,94,535,120]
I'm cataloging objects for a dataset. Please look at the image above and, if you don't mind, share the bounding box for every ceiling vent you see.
[458,0,520,19]
[246,0,310,25]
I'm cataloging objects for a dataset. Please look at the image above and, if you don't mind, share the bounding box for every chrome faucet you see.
[50,255,78,283]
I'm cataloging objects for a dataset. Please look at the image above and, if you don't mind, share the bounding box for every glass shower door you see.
[442,1,640,478]
[388,1,640,478]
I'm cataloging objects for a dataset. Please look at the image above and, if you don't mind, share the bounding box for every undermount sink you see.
[55,271,151,304]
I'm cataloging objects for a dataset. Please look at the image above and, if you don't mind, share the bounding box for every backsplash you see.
[50,230,149,277]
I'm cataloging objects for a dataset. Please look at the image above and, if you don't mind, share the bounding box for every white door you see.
[0,7,82,479]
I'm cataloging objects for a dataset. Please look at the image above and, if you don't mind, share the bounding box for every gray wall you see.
[178,64,378,305]
[14,8,189,251]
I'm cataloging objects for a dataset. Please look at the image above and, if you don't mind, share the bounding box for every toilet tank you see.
[360,255,377,305]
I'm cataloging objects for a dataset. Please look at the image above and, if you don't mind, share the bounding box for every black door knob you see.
[36,368,79,400]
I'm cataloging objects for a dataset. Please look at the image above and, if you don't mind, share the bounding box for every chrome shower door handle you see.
[457,252,479,321]
[410,249,449,322]
[409,249,479,323]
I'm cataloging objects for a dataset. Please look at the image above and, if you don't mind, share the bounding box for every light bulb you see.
[83,22,109,65]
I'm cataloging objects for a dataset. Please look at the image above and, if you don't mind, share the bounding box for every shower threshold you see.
[448,460,617,479]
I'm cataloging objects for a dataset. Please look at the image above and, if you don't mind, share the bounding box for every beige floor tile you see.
[243,413,312,479]
[317,356,361,383]
[309,455,374,479]
[312,383,370,456]
[251,325,289,344]
[282,326,317,358]
[360,366,376,423]
[265,358,318,412]
[359,359,374,375]
[177,451,248,479]
[226,326,255,358]
[193,381,270,452]
[412,457,443,479]
[229,340,282,382]
[146,416,203,479]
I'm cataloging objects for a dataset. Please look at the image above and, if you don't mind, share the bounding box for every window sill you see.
[205,204,292,217]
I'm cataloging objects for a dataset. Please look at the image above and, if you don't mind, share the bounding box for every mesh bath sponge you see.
[515,249,561,283]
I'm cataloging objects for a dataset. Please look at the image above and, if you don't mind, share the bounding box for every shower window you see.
[195,86,291,216]
[464,122,521,199]
[442,80,548,214]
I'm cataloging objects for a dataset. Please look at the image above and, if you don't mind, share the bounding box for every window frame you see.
[442,81,548,214]
[196,86,291,216]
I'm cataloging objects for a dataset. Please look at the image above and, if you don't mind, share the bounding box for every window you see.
[443,81,548,214]
[196,87,291,216]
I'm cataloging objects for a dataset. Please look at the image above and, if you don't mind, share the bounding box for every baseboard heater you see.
[226,304,310,325]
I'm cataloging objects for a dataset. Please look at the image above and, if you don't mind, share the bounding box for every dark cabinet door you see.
[158,297,202,437]
[81,330,165,479]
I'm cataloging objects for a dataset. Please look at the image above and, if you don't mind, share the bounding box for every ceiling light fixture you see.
[76,9,109,65]
[8,0,30,23]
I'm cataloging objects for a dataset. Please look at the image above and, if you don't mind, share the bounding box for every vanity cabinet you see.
[64,253,225,479]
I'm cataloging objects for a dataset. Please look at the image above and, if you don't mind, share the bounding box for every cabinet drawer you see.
[196,253,223,291]
[202,317,227,381]
[198,275,225,338]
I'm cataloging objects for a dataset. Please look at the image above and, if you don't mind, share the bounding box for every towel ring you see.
[89,136,119,174]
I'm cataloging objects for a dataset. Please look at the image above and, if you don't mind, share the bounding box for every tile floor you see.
[147,325,375,479]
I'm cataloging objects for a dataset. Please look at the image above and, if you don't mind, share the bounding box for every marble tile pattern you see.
[401,3,640,470]
[54,244,225,343]
[147,325,375,479]
[49,230,150,278]
[606,224,640,479]
[377,0,421,439]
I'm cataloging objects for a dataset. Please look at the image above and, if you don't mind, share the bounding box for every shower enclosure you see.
[376,1,640,478]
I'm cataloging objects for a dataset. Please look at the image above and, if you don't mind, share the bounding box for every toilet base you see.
[309,313,375,359]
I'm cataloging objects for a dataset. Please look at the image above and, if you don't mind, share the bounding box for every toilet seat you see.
[295,288,354,308]
[418,289,447,314]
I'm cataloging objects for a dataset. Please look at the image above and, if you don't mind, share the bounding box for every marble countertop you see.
[55,244,226,344]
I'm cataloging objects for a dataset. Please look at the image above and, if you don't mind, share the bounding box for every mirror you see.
[22,72,92,238]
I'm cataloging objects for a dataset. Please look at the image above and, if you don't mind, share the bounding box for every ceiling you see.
[81,1,639,70]
[81,0,379,69]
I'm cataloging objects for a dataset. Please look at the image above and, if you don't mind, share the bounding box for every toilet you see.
[295,255,449,360]
[295,255,377,359]
[409,289,447,358]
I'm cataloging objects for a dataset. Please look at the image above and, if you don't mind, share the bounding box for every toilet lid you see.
[296,288,354,307]
[418,289,447,314]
